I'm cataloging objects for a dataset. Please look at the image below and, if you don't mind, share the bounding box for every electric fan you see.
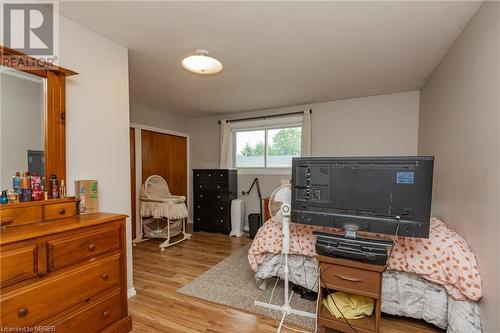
[254,184,316,332]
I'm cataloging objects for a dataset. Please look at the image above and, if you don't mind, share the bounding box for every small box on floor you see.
[75,180,99,214]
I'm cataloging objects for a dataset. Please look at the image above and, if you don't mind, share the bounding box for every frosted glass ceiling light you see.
[182,49,223,75]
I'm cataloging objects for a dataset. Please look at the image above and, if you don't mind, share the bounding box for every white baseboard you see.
[127,287,137,298]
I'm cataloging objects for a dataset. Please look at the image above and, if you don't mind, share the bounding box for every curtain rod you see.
[218,109,311,124]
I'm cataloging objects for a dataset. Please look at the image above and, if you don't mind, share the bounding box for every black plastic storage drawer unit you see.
[193,169,237,234]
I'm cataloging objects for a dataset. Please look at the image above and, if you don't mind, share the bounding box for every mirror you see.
[0,65,46,189]
[0,45,77,197]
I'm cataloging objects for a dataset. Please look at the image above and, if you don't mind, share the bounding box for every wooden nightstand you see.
[317,255,386,333]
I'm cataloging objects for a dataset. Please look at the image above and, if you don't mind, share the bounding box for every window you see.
[234,126,302,168]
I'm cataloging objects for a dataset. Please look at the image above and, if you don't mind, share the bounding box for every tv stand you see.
[317,255,385,333]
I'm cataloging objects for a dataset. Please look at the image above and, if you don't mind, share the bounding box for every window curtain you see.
[301,110,311,157]
[219,119,233,168]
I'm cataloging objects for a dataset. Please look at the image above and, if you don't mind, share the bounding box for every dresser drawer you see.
[51,290,122,333]
[194,169,217,180]
[320,262,381,298]
[0,253,121,327]
[215,170,227,181]
[194,203,228,214]
[1,206,42,227]
[44,202,77,221]
[0,245,37,287]
[47,226,120,271]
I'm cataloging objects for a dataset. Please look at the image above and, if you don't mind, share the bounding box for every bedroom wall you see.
[58,15,134,294]
[130,104,188,133]
[189,91,420,228]
[418,2,500,331]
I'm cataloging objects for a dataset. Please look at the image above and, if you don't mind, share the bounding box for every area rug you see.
[177,243,316,330]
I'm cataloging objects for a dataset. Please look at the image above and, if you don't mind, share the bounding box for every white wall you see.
[418,2,500,331]
[130,104,188,133]
[188,91,420,226]
[59,15,134,293]
[311,92,419,156]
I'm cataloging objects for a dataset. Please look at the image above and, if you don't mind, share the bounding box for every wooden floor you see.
[129,230,444,333]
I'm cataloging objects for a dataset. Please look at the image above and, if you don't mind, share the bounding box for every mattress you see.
[248,217,483,302]
[255,253,482,333]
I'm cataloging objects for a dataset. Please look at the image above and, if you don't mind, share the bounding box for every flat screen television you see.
[291,156,434,238]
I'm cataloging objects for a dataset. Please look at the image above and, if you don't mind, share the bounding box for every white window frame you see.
[232,121,303,174]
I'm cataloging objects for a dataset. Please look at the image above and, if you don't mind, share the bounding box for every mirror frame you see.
[1,46,77,189]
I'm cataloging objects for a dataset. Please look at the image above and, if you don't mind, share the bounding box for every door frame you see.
[129,122,190,239]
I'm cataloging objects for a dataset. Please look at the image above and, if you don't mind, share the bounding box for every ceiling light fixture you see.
[182,49,223,75]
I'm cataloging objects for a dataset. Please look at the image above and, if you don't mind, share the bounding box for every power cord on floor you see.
[267,276,317,333]
[295,232,318,333]
[265,251,318,333]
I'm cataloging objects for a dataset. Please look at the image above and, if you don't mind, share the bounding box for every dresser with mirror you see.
[0,46,132,333]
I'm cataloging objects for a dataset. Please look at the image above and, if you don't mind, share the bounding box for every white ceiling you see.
[59,1,481,117]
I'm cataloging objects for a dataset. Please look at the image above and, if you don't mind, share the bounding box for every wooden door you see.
[129,128,136,238]
[141,130,187,197]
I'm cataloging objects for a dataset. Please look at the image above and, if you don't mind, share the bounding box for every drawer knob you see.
[18,308,29,318]
[88,243,96,251]
[334,274,362,283]
[102,310,110,318]
[101,273,109,281]
[58,208,66,215]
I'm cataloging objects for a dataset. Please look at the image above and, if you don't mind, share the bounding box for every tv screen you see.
[291,156,434,238]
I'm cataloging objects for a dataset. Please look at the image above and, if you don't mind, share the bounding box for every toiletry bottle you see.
[12,172,21,194]
[1,190,8,204]
[52,180,59,199]
[20,173,31,202]
[7,191,18,204]
[30,172,39,189]
[50,175,58,199]
[59,179,66,198]
[31,183,43,201]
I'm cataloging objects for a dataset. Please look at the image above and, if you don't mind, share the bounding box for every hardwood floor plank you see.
[129,230,443,333]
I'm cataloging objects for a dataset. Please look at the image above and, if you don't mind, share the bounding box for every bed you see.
[248,217,483,333]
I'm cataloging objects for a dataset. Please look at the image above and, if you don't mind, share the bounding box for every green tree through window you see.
[235,126,302,167]
[268,128,301,156]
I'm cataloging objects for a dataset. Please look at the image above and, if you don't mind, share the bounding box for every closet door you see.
[141,130,187,197]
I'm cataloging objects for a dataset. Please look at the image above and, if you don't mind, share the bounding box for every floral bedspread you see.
[248,217,482,301]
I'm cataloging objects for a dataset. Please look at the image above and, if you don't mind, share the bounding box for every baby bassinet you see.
[133,175,191,251]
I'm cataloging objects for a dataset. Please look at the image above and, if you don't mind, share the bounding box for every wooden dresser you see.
[0,199,132,333]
